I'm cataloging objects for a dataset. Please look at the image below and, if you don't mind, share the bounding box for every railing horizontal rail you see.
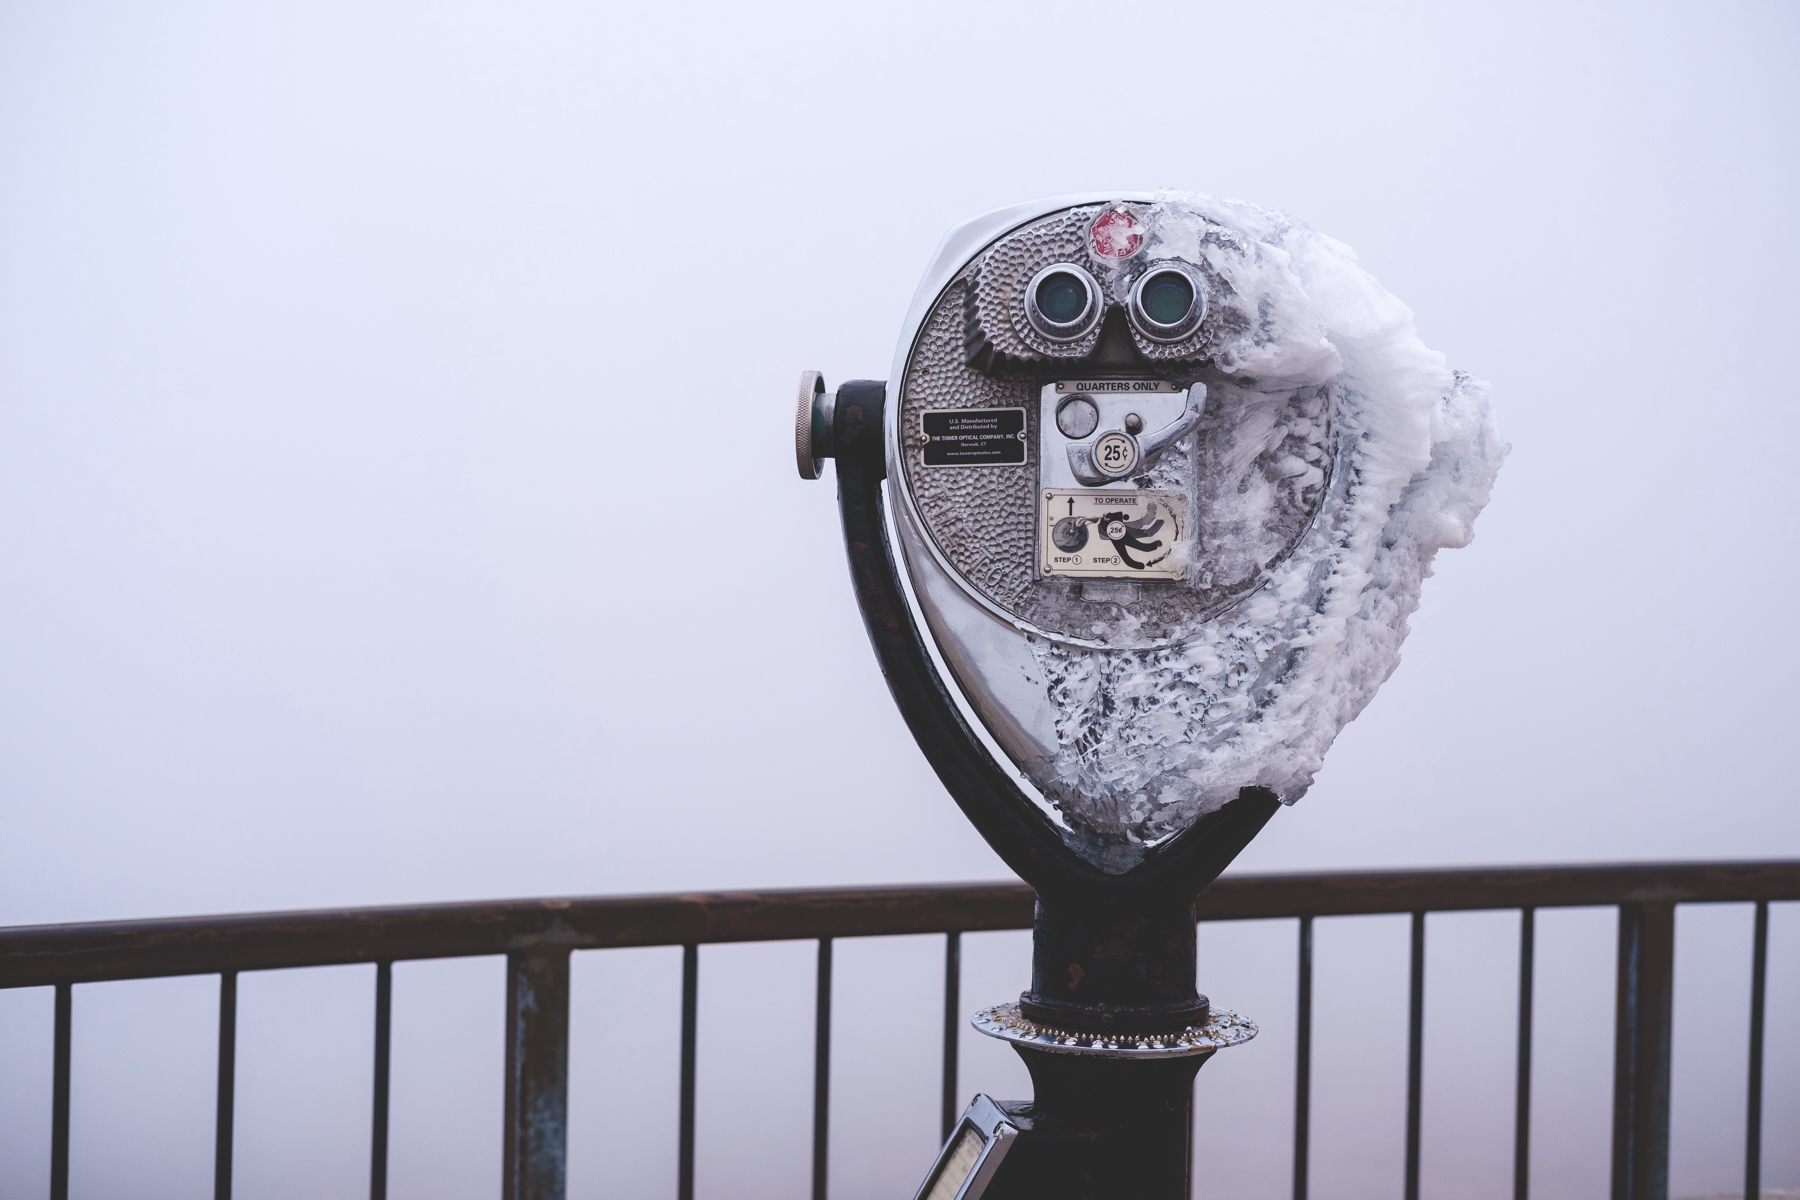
[2,860,1796,990]
[0,883,1033,989]
[1191,859,1800,920]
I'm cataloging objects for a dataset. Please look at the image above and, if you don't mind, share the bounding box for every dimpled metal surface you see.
[967,208,1105,366]
[900,302,1039,610]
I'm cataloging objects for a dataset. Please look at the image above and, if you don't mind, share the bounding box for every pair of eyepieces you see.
[1022,262,1205,344]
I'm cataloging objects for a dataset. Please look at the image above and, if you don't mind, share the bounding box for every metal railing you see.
[2,860,1795,1200]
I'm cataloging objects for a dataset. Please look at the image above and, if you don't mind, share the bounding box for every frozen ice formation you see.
[1015,194,1506,871]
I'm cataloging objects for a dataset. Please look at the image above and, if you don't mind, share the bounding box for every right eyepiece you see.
[1024,263,1103,342]
[1128,263,1205,343]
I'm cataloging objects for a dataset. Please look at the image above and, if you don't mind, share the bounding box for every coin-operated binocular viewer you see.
[795,194,1502,1200]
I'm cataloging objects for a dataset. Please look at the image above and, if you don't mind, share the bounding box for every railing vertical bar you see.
[50,981,71,1200]
[1611,901,1674,1200]
[812,937,833,1200]
[1514,907,1535,1200]
[1293,915,1313,1200]
[678,944,698,1200]
[215,970,238,1200]
[501,950,570,1200]
[1744,899,1768,1200]
[941,931,961,1142]
[370,961,392,1200]
[1404,912,1425,1200]
[1187,1074,1197,1198]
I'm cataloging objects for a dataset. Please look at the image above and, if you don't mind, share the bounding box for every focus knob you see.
[794,370,837,481]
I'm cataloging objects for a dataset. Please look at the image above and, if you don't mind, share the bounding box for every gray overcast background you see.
[1,2,1796,1198]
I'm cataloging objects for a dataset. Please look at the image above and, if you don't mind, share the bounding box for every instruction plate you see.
[1041,490,1186,580]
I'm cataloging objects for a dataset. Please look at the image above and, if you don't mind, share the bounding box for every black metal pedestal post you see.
[975,889,1219,1200]
[1021,891,1208,1034]
[987,1050,1211,1200]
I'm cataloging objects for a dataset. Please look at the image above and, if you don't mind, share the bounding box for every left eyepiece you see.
[1024,263,1103,342]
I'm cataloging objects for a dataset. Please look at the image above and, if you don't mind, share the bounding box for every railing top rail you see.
[1195,858,1800,919]
[2,859,1795,990]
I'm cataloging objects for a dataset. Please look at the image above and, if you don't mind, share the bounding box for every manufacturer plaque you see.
[920,408,1027,467]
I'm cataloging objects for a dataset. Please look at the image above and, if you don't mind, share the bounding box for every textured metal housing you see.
[881,196,1340,790]
[894,201,1338,655]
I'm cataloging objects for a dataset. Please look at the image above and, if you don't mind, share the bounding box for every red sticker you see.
[1090,208,1144,259]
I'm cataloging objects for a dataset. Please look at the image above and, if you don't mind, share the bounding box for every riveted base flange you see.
[972,1001,1256,1058]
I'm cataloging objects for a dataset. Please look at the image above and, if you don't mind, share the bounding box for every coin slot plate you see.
[1038,382,1187,491]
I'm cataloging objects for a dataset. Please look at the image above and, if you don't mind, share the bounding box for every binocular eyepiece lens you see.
[1024,263,1102,341]
[1035,271,1090,324]
[1140,271,1195,325]
[1127,265,1205,342]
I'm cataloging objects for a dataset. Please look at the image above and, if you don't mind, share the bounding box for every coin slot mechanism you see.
[1038,381,1199,490]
